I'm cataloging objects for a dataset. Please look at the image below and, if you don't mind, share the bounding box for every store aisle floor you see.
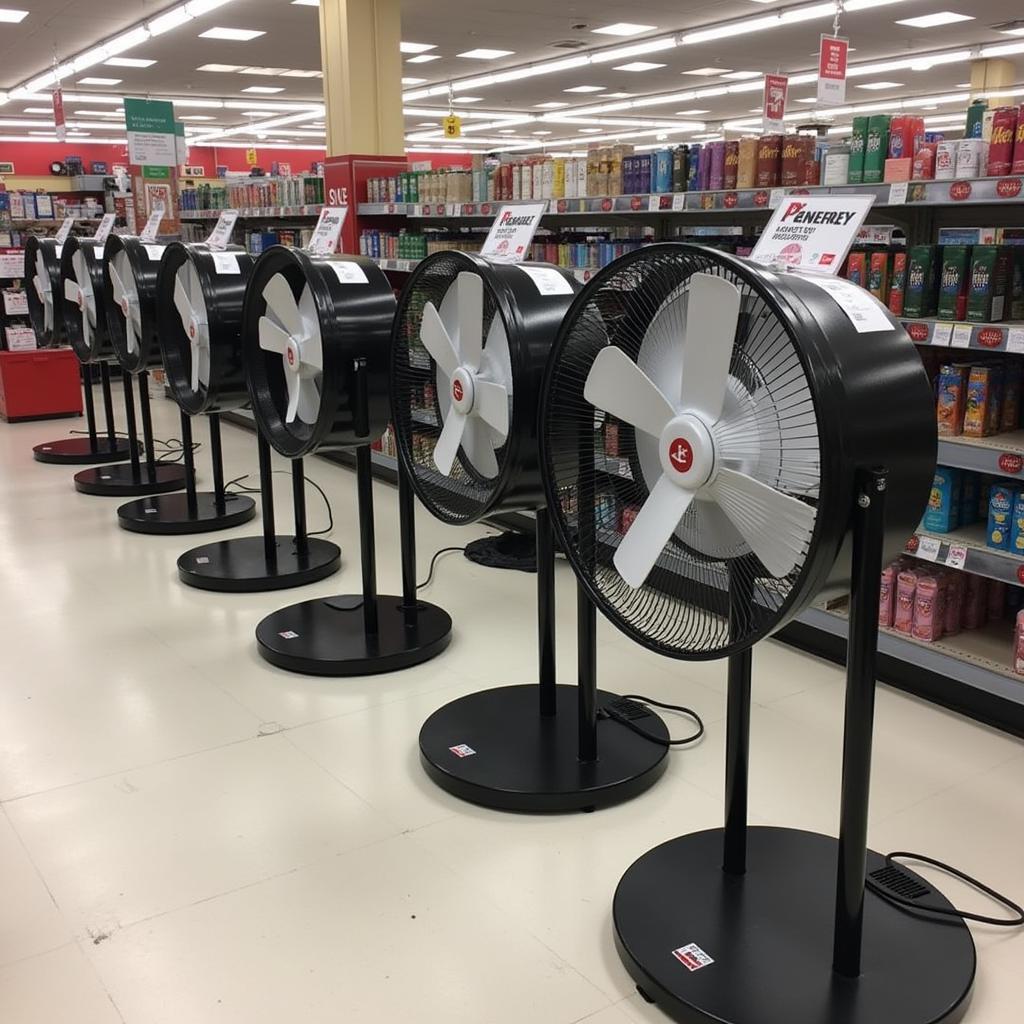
[1,391,1023,1024]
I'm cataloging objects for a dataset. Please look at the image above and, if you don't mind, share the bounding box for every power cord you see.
[224,471,333,537]
[417,546,466,589]
[599,694,705,748]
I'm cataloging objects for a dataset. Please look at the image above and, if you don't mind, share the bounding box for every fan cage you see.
[25,236,64,347]
[541,245,830,661]
[102,235,164,374]
[59,237,112,364]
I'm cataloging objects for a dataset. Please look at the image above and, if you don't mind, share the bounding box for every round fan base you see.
[73,463,188,497]
[117,492,256,535]
[177,535,341,592]
[255,596,453,676]
[614,827,975,1024]
[33,437,135,465]
[419,684,670,812]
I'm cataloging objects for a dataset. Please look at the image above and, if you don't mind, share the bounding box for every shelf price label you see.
[931,322,954,347]
[1007,328,1024,354]
[672,193,686,212]
[916,535,942,561]
[950,323,974,349]
[887,182,909,206]
[946,544,968,570]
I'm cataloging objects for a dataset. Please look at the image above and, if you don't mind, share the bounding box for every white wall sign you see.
[205,210,239,251]
[751,194,874,275]
[139,205,164,243]
[480,203,546,264]
[306,206,348,255]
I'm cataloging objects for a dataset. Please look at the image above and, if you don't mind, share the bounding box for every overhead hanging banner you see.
[817,35,849,106]
[480,203,546,264]
[205,209,239,250]
[762,74,789,135]
[124,98,177,167]
[750,194,874,275]
[52,88,66,143]
[307,205,349,255]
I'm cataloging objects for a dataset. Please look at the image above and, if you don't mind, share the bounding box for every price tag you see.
[480,203,546,264]
[205,210,239,251]
[951,323,973,349]
[672,193,686,212]
[139,205,164,242]
[946,544,967,570]
[327,260,369,285]
[887,182,909,206]
[93,213,116,244]
[143,244,166,261]
[768,188,785,209]
[516,265,574,296]
[306,206,348,255]
[1007,328,1024,354]
[53,216,74,244]
[931,322,954,347]
[648,195,662,212]
[916,535,941,561]
[210,252,240,275]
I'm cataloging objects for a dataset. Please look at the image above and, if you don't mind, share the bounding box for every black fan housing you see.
[25,235,64,346]
[59,236,116,363]
[103,234,167,373]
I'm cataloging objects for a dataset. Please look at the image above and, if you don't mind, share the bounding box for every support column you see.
[969,59,1016,97]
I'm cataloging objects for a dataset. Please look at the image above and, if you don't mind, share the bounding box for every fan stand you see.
[116,411,257,534]
[33,363,135,465]
[176,430,340,592]
[613,468,975,1024]
[254,357,453,675]
[73,371,189,496]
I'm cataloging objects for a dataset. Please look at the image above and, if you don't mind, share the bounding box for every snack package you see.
[912,574,945,642]
[879,564,897,628]
[1015,609,1024,675]
[936,363,968,437]
[923,466,961,532]
[962,366,994,438]
[894,568,919,633]
[988,482,1017,550]
[937,246,972,321]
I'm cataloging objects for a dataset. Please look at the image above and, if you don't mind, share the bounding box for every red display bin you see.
[0,348,83,422]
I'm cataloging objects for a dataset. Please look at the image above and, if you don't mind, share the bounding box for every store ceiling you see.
[0,0,1021,151]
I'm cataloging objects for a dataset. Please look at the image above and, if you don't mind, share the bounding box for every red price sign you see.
[762,74,788,133]
[52,88,66,142]
[817,35,849,106]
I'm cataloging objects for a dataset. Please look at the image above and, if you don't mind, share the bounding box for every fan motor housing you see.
[540,244,936,659]
[102,234,167,374]
[24,235,65,347]
[157,242,256,416]
[242,246,394,457]
[59,236,115,364]
[391,250,579,525]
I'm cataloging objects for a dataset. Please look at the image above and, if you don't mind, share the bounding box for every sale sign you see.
[52,88,66,143]
[762,74,789,134]
[480,203,546,264]
[817,35,849,106]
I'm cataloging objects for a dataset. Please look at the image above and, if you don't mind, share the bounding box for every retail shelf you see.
[902,318,1024,352]
[907,522,1024,586]
[180,205,322,220]
[9,217,104,226]
[937,431,1024,478]
[68,175,111,191]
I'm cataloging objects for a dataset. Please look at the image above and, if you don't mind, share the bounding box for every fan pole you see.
[292,459,309,556]
[577,581,598,763]
[208,413,226,516]
[537,508,558,719]
[137,371,158,479]
[81,365,99,447]
[832,467,888,979]
[100,363,117,446]
[354,357,379,635]
[397,459,418,610]
[258,434,277,563]
[179,411,198,516]
[122,371,142,479]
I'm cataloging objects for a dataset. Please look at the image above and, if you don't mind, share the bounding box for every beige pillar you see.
[969,59,1016,97]
[318,0,404,155]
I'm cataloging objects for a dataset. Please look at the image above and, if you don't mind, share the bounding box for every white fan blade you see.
[420,300,460,379]
[284,366,301,423]
[125,315,139,355]
[473,378,510,439]
[63,278,80,304]
[614,474,696,588]
[108,260,126,305]
[263,273,303,340]
[678,273,741,424]
[297,285,323,371]
[82,307,91,346]
[259,316,290,355]
[44,302,53,332]
[460,414,500,477]
[36,252,49,295]
[190,343,201,393]
[34,276,45,302]
[433,409,468,476]
[173,273,194,332]
[454,272,483,371]
[296,378,319,424]
[197,344,211,389]
[584,346,676,440]
[709,467,816,578]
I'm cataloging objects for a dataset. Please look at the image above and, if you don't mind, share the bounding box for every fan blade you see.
[433,409,468,476]
[262,273,303,340]
[678,272,742,423]
[296,378,320,424]
[473,378,510,439]
[108,260,126,305]
[173,273,194,333]
[190,343,201,393]
[709,467,816,578]
[284,365,301,423]
[44,302,53,332]
[197,344,211,390]
[460,414,500,478]
[63,278,80,304]
[297,285,323,371]
[614,474,696,588]
[36,252,49,295]
[81,306,91,346]
[453,272,483,371]
[125,315,139,355]
[584,346,675,440]
[420,300,460,379]
[259,316,290,355]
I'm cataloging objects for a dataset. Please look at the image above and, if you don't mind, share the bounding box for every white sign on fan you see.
[306,205,348,255]
[480,203,546,264]
[93,213,117,244]
[53,217,75,245]
[139,204,165,242]
[205,209,239,251]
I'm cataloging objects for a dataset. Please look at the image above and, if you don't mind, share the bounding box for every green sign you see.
[124,97,175,134]
[125,97,178,167]
[141,165,171,179]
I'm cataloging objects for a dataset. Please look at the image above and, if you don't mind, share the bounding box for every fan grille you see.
[392,252,510,525]
[541,246,822,659]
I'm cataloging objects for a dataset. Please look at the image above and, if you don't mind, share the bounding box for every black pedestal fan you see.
[28,235,132,465]
[113,243,257,533]
[540,244,973,1024]
[72,235,188,497]
[393,250,670,811]
[246,246,451,674]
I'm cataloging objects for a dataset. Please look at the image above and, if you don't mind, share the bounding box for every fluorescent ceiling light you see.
[148,8,192,35]
[78,77,121,85]
[599,92,633,98]
[613,62,666,71]
[533,130,552,135]
[402,77,427,85]
[291,0,319,5]
[104,57,156,67]
[22,107,53,113]
[199,27,264,41]
[106,27,151,54]
[578,128,603,133]
[592,23,656,36]
[564,85,604,93]
[452,96,483,103]
[675,108,709,114]
[683,67,731,76]
[242,67,288,75]
[178,114,215,120]
[242,85,284,93]
[458,49,514,59]
[198,63,245,72]
[400,42,436,53]
[416,121,438,126]
[856,80,903,89]
[406,54,441,64]
[895,11,973,28]
[535,101,569,108]
[498,129,516,133]
[0,8,26,21]
[721,70,762,79]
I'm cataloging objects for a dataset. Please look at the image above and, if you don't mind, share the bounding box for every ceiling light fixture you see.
[721,70,763,79]
[400,42,436,53]
[242,85,285,93]
[198,27,264,40]
[682,67,732,76]
[591,23,656,36]
[406,54,441,64]
[895,11,974,28]
[197,63,245,72]
[77,77,121,85]
[613,61,666,71]
[535,101,570,108]
[104,57,156,67]
[564,85,605,93]
[856,80,904,89]
[0,9,28,22]
[402,77,427,85]
[458,48,515,59]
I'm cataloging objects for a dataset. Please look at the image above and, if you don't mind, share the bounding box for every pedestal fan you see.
[30,235,134,465]
[539,243,973,1024]
[72,234,188,497]
[113,242,257,533]
[25,235,62,347]
[394,250,669,811]
[246,245,450,673]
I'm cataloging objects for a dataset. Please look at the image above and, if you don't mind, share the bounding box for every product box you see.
[955,139,988,179]
[963,366,994,437]
[848,117,868,184]
[937,245,972,321]
[654,148,674,194]
[912,143,937,180]
[936,362,968,437]
[845,251,868,287]
[735,138,756,189]
[923,466,961,532]
[894,568,919,633]
[988,107,1018,177]
[884,157,913,183]
[687,145,701,191]
[1002,361,1022,432]
[967,246,1011,322]
[879,564,897,628]
[756,135,782,188]
[912,575,945,642]
[904,245,941,318]
[781,135,807,187]
[987,363,1005,436]
[1013,103,1024,175]
[823,145,850,185]
[1015,610,1024,675]
[944,570,965,637]
[935,141,958,180]
[937,227,998,246]
[722,141,738,190]
[887,251,909,315]
[966,99,988,138]
[988,482,1017,550]
[673,147,689,192]
[707,142,725,192]
[888,115,914,160]
[863,115,891,183]
[1010,491,1024,555]
[868,251,890,302]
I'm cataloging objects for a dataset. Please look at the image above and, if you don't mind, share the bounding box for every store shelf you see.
[937,431,1024,478]
[907,522,1024,585]
[180,205,323,220]
[902,318,1024,352]
[9,217,104,227]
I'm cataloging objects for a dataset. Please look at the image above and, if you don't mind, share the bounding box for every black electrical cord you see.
[599,694,705,748]
[417,546,466,589]
[224,471,333,537]
[866,851,1024,927]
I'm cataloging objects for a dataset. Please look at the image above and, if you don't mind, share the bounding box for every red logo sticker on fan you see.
[668,438,693,474]
[286,348,295,366]
[999,453,1023,474]
[997,178,1022,199]
[189,324,195,339]
[452,379,464,402]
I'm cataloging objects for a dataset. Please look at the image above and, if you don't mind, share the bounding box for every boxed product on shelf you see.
[937,362,968,437]
[924,466,961,532]
[848,117,868,184]
[935,140,958,180]
[845,251,867,288]
[955,138,989,179]
[988,481,1017,550]
[913,573,945,642]
[1015,610,1024,674]
[987,107,1018,177]
[863,115,890,184]
[884,157,912,183]
[912,143,937,180]
[887,251,909,315]
[963,365,996,437]
[1011,491,1024,555]
[963,571,987,629]
[723,141,739,190]
[1013,106,1024,174]
[756,135,782,188]
[868,251,890,302]
[961,474,979,526]
[737,137,757,188]
[937,246,972,321]
[945,571,965,637]
[904,245,941,318]
[967,246,1011,322]
[879,563,897,627]
[894,566,919,633]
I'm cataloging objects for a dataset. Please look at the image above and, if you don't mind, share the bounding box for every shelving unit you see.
[180,205,323,220]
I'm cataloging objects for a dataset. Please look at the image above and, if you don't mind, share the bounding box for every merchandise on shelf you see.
[179,175,324,212]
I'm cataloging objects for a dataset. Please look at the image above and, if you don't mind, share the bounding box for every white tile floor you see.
[1,389,1023,1024]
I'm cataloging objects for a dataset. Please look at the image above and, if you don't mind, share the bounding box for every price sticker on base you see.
[916,536,941,561]
[946,544,968,570]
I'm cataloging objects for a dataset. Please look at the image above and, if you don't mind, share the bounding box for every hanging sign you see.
[817,35,849,106]
[139,204,165,242]
[750,194,874,275]
[52,88,66,143]
[306,205,349,255]
[443,115,462,139]
[762,74,789,135]
[245,147,258,167]
[53,216,74,244]
[124,98,177,167]
[480,203,546,264]
[93,212,117,244]
[205,209,239,251]
[174,121,188,167]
